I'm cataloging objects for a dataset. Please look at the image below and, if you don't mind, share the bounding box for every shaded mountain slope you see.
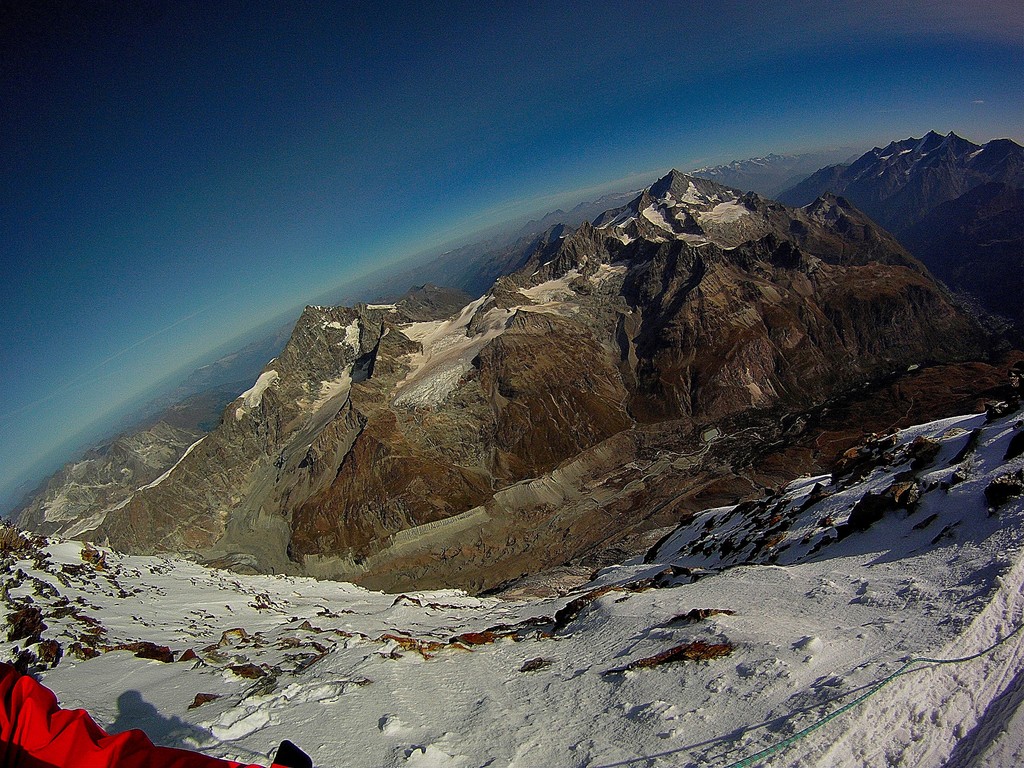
[901,182,1024,325]
[777,131,1024,233]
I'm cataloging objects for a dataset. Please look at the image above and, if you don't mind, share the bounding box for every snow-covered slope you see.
[3,406,1023,767]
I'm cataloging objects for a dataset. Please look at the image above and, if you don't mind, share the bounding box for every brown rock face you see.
[624,236,978,423]
[289,409,494,558]
[30,170,1002,591]
[285,177,984,585]
[476,311,632,477]
[290,308,632,560]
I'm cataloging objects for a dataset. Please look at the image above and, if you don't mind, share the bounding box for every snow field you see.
[393,296,514,408]
[1,408,1022,766]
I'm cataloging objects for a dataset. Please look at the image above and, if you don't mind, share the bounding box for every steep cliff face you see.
[28,171,992,589]
[901,182,1024,325]
[94,303,386,566]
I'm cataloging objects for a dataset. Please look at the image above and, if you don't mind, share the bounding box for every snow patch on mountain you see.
[679,180,707,205]
[343,320,360,351]
[395,297,512,407]
[519,270,584,316]
[234,370,280,420]
[589,263,628,284]
[297,372,354,414]
[698,200,750,224]
[138,437,206,492]
[642,204,674,232]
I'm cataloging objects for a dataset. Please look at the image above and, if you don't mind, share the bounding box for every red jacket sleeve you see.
[0,663,267,768]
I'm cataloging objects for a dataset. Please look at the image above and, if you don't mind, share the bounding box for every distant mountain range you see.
[777,131,1024,230]
[377,188,644,299]
[14,131,1023,592]
[777,131,1024,324]
[690,147,860,198]
[7,135,1024,768]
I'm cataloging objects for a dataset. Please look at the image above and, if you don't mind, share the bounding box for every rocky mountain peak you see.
[387,284,472,322]
[648,169,741,207]
[778,132,1023,233]
[21,157,995,592]
[916,129,946,154]
[802,191,855,221]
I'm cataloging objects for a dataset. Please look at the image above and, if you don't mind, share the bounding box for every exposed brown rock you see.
[985,470,1024,509]
[519,657,553,673]
[227,663,267,679]
[7,606,46,644]
[377,633,447,659]
[603,640,735,675]
[68,642,100,661]
[36,640,62,667]
[106,641,175,663]
[188,693,221,709]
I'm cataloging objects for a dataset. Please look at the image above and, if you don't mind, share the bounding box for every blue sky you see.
[1,1,1021,508]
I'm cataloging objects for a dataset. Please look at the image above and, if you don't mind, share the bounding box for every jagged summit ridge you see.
[591,170,756,247]
[777,132,1024,231]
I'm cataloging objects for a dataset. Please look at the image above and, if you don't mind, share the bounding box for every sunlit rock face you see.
[24,172,993,591]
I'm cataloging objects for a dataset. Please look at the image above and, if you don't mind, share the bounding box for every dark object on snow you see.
[907,436,941,470]
[657,608,736,627]
[603,640,734,675]
[6,605,46,644]
[986,400,1018,422]
[1004,430,1024,462]
[519,657,553,673]
[273,741,313,768]
[107,640,175,663]
[1010,362,1024,391]
[985,471,1024,509]
[188,693,222,710]
[843,493,898,533]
